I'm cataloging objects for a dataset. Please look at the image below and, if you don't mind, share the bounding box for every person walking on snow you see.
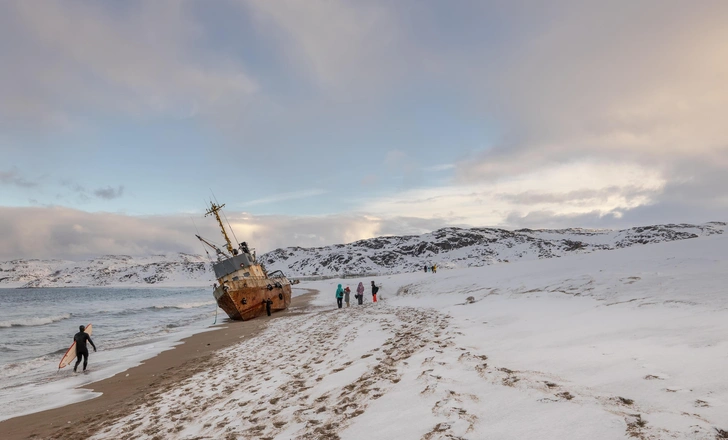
[356,282,365,305]
[73,325,97,372]
[336,284,344,309]
[371,281,379,302]
[344,286,351,307]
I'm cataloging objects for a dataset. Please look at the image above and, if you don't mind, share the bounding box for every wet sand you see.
[0,289,317,440]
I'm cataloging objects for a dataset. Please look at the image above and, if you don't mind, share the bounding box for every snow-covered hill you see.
[262,222,726,276]
[0,254,210,288]
[0,222,725,288]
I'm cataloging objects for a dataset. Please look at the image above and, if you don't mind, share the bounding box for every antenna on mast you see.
[204,201,234,255]
[212,191,240,250]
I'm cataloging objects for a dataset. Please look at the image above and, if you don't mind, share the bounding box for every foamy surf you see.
[0,313,71,328]
[0,286,217,421]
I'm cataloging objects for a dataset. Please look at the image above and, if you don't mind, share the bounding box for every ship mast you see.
[205,202,234,255]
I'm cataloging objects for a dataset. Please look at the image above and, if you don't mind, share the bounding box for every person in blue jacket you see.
[335,284,344,309]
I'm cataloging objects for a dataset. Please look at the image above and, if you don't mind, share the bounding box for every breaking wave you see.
[152,301,216,310]
[107,301,216,317]
[0,314,71,328]
[48,347,68,356]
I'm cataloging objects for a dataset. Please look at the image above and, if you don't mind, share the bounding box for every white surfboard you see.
[58,323,93,369]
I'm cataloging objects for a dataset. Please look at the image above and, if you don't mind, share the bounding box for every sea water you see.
[0,287,220,421]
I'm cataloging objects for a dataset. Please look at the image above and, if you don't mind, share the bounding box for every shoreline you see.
[0,289,318,440]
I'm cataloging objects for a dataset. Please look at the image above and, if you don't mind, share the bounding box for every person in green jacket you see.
[335,284,344,309]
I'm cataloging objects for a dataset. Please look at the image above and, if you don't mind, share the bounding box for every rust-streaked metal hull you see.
[197,201,293,321]
[213,275,292,321]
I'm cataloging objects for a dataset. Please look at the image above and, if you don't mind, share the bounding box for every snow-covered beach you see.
[4,229,725,439]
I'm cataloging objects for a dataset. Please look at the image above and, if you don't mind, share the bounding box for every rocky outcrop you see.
[260,222,726,277]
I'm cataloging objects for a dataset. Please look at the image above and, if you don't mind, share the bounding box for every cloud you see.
[0,168,37,188]
[0,0,258,131]
[496,186,657,207]
[502,209,626,230]
[242,189,327,207]
[60,180,86,193]
[451,2,728,174]
[58,180,124,201]
[234,0,728,227]
[0,206,428,260]
[417,1,728,228]
[361,160,667,226]
[201,211,458,253]
[384,150,408,168]
[94,186,125,200]
[0,206,230,261]
[242,0,404,95]
[424,164,455,172]
[2,0,727,247]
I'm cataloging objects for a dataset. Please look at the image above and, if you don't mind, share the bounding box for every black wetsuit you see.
[73,331,96,372]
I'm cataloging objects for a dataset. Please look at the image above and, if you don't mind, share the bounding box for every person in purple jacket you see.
[356,282,365,305]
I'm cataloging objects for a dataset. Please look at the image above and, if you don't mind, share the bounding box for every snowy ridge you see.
[262,222,726,276]
[0,222,724,288]
[0,253,210,288]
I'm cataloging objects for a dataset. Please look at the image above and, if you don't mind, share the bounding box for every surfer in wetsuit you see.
[73,325,96,372]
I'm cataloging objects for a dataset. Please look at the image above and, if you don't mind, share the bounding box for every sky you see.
[1,0,727,260]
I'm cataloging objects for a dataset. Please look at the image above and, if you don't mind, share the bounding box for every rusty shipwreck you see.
[196,202,292,321]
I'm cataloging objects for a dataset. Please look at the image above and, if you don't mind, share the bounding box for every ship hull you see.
[214,277,292,321]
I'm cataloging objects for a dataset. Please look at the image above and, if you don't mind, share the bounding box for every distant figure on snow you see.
[336,284,344,309]
[73,325,97,373]
[424,264,428,273]
[371,281,379,302]
[344,286,351,307]
[433,264,437,274]
[356,282,365,305]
